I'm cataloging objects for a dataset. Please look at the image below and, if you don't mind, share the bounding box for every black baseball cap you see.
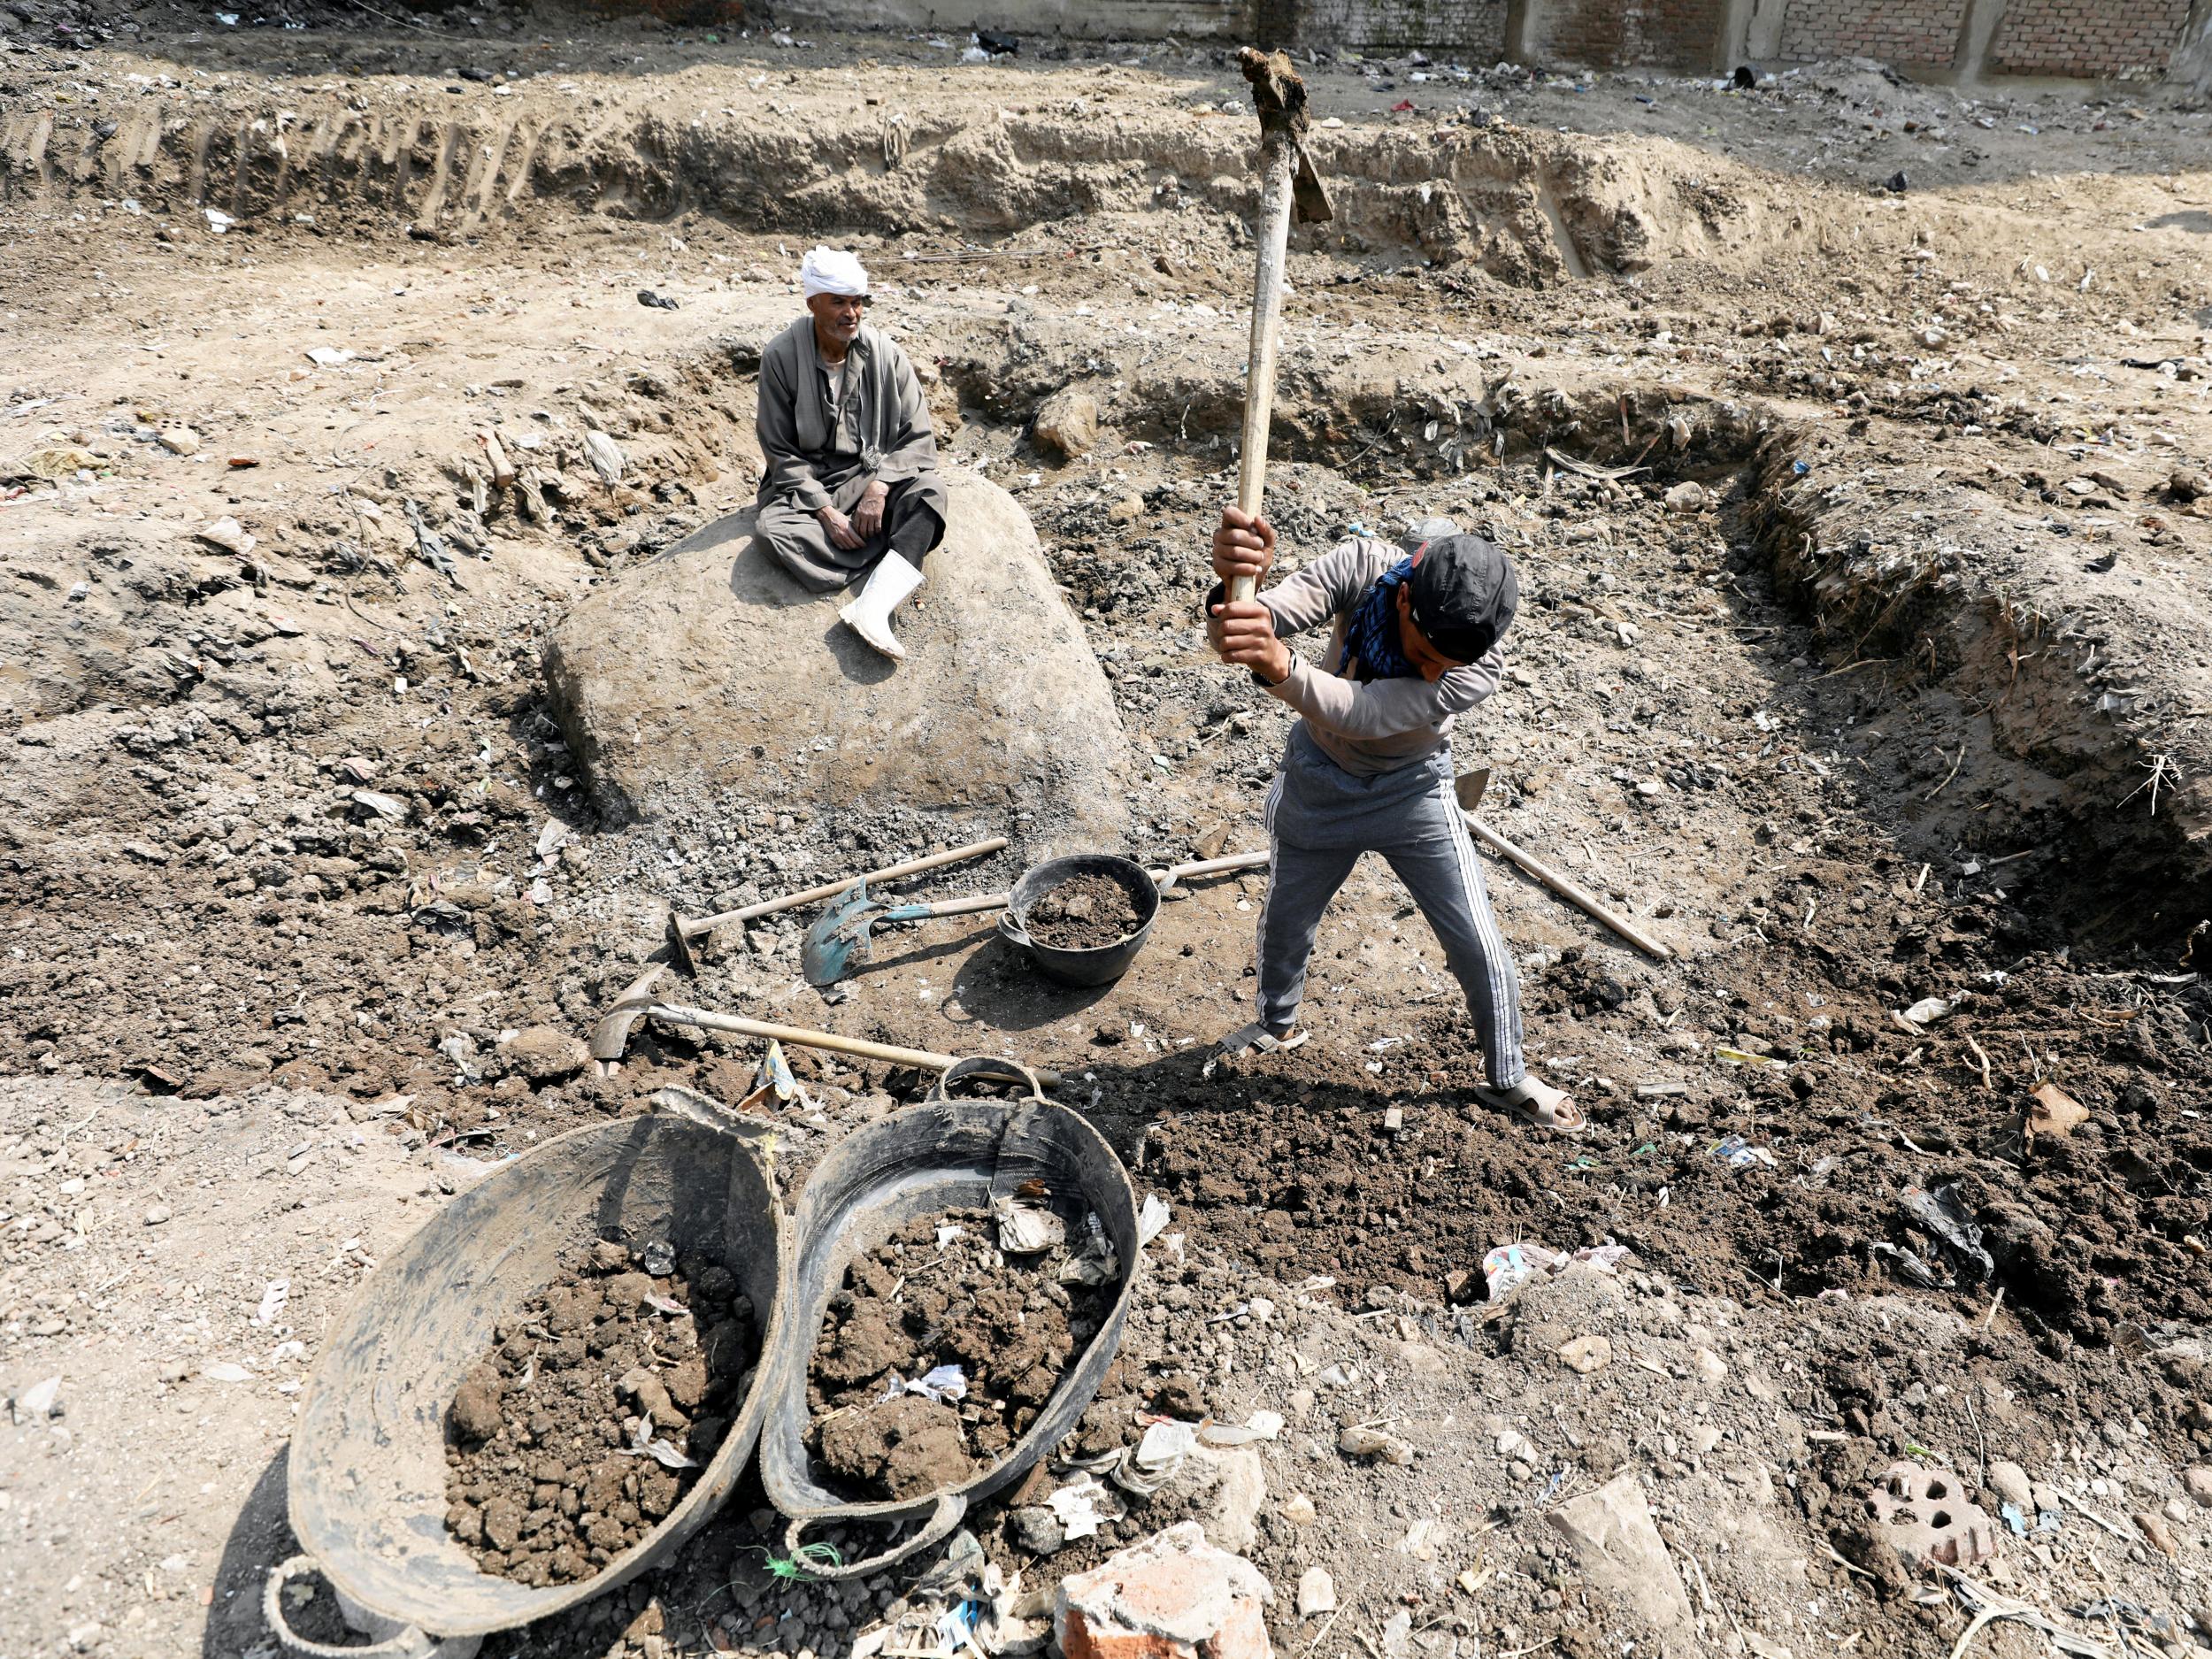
[1407,533,1517,664]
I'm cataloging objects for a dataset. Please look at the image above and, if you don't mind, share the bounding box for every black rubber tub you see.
[757,1058,1140,1578]
[995,852,1160,987]
[279,1109,787,1647]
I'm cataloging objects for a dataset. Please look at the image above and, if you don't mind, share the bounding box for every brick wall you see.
[1532,0,1724,68]
[1295,0,1510,58]
[1989,0,2193,78]
[1778,0,1970,68]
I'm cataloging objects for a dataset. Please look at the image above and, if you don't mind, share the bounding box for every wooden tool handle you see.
[1462,816,1676,963]
[909,891,1010,918]
[696,837,1010,931]
[1156,851,1270,882]
[1231,132,1299,605]
[641,1002,1064,1087]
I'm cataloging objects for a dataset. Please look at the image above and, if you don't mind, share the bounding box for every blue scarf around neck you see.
[1336,556,1417,683]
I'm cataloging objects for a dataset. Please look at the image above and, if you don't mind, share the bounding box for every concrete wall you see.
[779,0,2210,82]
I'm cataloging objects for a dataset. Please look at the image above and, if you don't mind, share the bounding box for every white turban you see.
[800,246,869,299]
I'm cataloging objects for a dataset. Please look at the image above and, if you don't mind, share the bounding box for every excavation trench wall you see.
[2,85,1802,288]
[1750,433,2212,939]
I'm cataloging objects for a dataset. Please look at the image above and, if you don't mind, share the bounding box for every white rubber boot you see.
[839,555,925,662]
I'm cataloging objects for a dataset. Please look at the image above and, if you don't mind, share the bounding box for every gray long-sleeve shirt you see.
[1223,535,1505,777]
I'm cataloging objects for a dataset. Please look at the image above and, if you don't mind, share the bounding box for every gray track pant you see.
[1257,726,1525,1088]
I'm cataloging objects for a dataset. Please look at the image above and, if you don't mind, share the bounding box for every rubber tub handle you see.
[995,910,1031,951]
[782,1492,968,1581]
[263,1555,475,1658]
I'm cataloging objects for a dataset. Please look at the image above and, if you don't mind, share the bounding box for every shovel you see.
[1227,46,1333,605]
[664,836,1007,975]
[802,851,1271,987]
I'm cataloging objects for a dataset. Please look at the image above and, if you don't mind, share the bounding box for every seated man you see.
[754,246,948,662]
[1205,509,1582,1134]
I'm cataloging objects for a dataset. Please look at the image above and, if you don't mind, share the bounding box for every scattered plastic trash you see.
[1901,996,1953,1026]
[1481,1240,1631,1302]
[636,288,680,311]
[1059,1210,1119,1286]
[1715,1045,1786,1069]
[1136,1193,1170,1245]
[1048,1474,1111,1540]
[640,1238,676,1277]
[755,1040,797,1104]
[13,1375,61,1421]
[641,1292,692,1317]
[305,346,357,367]
[995,1196,1066,1256]
[1870,1240,1942,1287]
[1201,1409,1285,1447]
[1901,1182,1994,1280]
[1711,1133,1778,1170]
[204,208,235,233]
[254,1279,289,1325]
[881,1363,968,1406]
[619,1412,698,1470]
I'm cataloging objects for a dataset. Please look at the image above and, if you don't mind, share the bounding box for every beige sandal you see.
[1475,1075,1586,1136]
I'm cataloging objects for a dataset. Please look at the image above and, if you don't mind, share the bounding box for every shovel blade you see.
[801,880,882,987]
[1454,767,1492,814]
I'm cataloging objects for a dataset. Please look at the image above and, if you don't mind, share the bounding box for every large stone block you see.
[541,470,1128,850]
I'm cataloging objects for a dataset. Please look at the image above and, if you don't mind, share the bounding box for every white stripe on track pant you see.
[1256,725,1525,1088]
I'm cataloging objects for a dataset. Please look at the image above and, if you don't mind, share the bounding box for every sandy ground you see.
[6,6,2212,1659]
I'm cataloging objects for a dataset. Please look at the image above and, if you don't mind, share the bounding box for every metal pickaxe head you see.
[664,904,704,977]
[1239,46,1333,224]
[1454,767,1492,815]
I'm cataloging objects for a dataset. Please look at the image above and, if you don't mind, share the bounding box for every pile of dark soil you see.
[804,1207,1113,1502]
[442,1239,760,1586]
[1133,890,2212,1356]
[1025,872,1148,950]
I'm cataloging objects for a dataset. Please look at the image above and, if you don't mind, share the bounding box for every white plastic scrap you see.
[993,1197,1065,1256]
[641,1292,692,1317]
[1901,996,1954,1026]
[253,1279,289,1325]
[1136,1194,1171,1246]
[619,1412,697,1469]
[910,1364,967,1404]
[1047,1474,1113,1540]
[1481,1241,1632,1302]
[305,346,357,367]
[1199,1409,1285,1448]
[15,1375,61,1420]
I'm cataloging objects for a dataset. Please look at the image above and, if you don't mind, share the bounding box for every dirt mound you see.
[442,1238,761,1587]
[540,471,1130,850]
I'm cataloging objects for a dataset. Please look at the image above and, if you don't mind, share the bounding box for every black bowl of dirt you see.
[997,853,1159,986]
